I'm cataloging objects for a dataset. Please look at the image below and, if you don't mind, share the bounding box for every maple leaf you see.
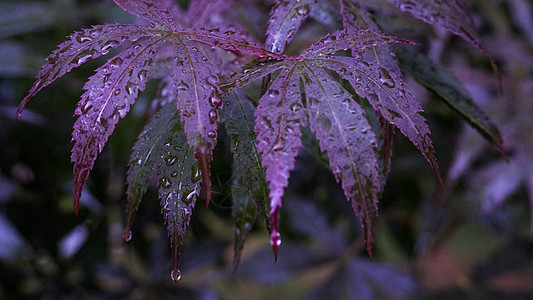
[16,24,153,119]
[300,64,380,256]
[125,101,201,282]
[71,37,163,215]
[223,27,438,257]
[224,90,271,270]
[389,0,486,55]
[18,0,484,280]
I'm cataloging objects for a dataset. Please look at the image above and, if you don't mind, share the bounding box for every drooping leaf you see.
[16,24,151,118]
[156,111,201,283]
[320,55,442,187]
[71,37,163,215]
[124,95,179,241]
[265,0,316,53]
[396,48,504,154]
[113,0,179,30]
[388,0,488,56]
[300,63,380,257]
[341,0,400,189]
[230,175,256,273]
[390,0,501,90]
[224,90,270,231]
[254,66,306,259]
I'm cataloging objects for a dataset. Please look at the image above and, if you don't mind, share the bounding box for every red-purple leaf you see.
[300,63,380,257]
[113,0,179,30]
[16,24,150,119]
[321,56,441,186]
[265,0,316,53]
[71,37,163,215]
[341,0,400,189]
[169,38,220,206]
[254,65,306,258]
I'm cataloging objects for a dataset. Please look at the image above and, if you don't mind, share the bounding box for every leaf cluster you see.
[16,0,503,281]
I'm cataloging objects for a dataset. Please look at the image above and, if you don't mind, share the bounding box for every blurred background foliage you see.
[1,0,533,299]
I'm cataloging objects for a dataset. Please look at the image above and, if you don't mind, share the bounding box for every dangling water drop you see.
[124,230,132,242]
[171,269,181,282]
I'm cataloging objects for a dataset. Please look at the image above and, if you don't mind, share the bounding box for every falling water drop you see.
[171,269,181,282]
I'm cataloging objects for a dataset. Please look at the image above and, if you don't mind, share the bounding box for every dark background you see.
[1,0,532,299]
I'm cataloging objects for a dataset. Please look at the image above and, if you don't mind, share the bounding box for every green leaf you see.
[396,48,504,154]
[231,174,256,273]
[124,92,181,241]
[224,90,271,232]
[156,106,201,282]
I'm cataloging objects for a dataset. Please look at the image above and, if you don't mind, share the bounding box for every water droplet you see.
[137,70,148,81]
[78,35,92,43]
[171,269,181,282]
[191,47,198,52]
[378,67,395,88]
[191,165,201,183]
[125,82,136,95]
[270,231,281,247]
[268,89,280,97]
[166,155,178,166]
[209,95,222,107]
[176,80,189,91]
[124,230,132,242]
[101,40,119,54]
[76,54,93,64]
[208,109,218,123]
[207,130,217,139]
[160,176,172,188]
[113,89,121,96]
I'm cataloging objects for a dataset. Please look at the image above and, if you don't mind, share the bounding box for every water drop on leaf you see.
[171,269,181,282]
[270,231,281,247]
[124,230,132,242]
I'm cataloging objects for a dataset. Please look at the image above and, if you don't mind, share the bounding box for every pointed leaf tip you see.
[195,148,212,207]
[171,241,182,282]
[269,207,281,262]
